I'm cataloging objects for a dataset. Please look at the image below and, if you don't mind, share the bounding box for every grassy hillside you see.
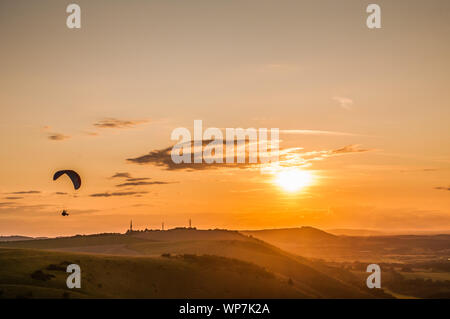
[131,228,247,241]
[243,227,337,244]
[0,236,34,242]
[240,228,450,298]
[326,229,386,236]
[241,228,450,263]
[0,233,147,249]
[0,230,379,298]
[0,248,305,299]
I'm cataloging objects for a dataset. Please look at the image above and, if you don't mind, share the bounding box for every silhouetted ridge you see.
[242,226,337,243]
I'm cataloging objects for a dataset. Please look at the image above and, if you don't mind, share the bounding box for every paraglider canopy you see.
[53,170,81,190]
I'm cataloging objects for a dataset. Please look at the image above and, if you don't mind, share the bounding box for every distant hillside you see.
[0,248,305,298]
[242,227,337,244]
[0,229,378,298]
[326,229,385,236]
[0,236,34,242]
[240,228,450,263]
[131,228,247,242]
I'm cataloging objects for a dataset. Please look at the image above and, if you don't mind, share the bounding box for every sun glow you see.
[274,169,314,192]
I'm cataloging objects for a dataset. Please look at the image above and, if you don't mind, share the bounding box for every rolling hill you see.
[242,226,338,244]
[241,227,450,263]
[0,228,381,298]
[0,248,304,298]
[0,236,34,242]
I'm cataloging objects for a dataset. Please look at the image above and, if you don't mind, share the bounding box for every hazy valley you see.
[0,227,449,299]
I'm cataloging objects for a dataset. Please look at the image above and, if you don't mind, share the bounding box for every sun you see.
[274,169,314,192]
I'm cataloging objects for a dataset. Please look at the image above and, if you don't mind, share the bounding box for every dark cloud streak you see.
[48,133,70,141]
[111,172,132,179]
[89,191,149,197]
[127,141,373,171]
[94,118,148,129]
[115,181,171,187]
[435,186,450,191]
[8,191,41,194]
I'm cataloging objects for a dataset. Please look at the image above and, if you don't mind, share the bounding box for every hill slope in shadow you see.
[242,226,337,244]
[241,227,450,263]
[0,248,305,299]
[0,229,384,298]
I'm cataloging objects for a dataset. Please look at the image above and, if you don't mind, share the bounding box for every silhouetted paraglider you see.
[53,170,81,190]
[53,170,81,217]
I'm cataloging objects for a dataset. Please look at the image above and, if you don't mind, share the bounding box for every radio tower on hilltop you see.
[189,218,192,228]
[130,219,133,232]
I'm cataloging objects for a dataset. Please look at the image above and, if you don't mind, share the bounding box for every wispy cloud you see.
[48,133,70,141]
[333,96,353,110]
[128,140,373,171]
[43,126,70,141]
[279,129,361,136]
[0,202,16,207]
[0,202,49,210]
[90,191,149,197]
[115,181,172,187]
[332,144,371,154]
[127,139,261,171]
[111,172,132,179]
[274,144,373,168]
[217,128,362,137]
[94,118,149,129]
[109,172,172,187]
[126,177,151,182]
[435,186,450,191]
[4,196,23,200]
[8,190,41,195]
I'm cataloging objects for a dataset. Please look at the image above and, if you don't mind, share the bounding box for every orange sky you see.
[1,0,449,236]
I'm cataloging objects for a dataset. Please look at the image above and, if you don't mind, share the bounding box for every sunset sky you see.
[1,0,449,236]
